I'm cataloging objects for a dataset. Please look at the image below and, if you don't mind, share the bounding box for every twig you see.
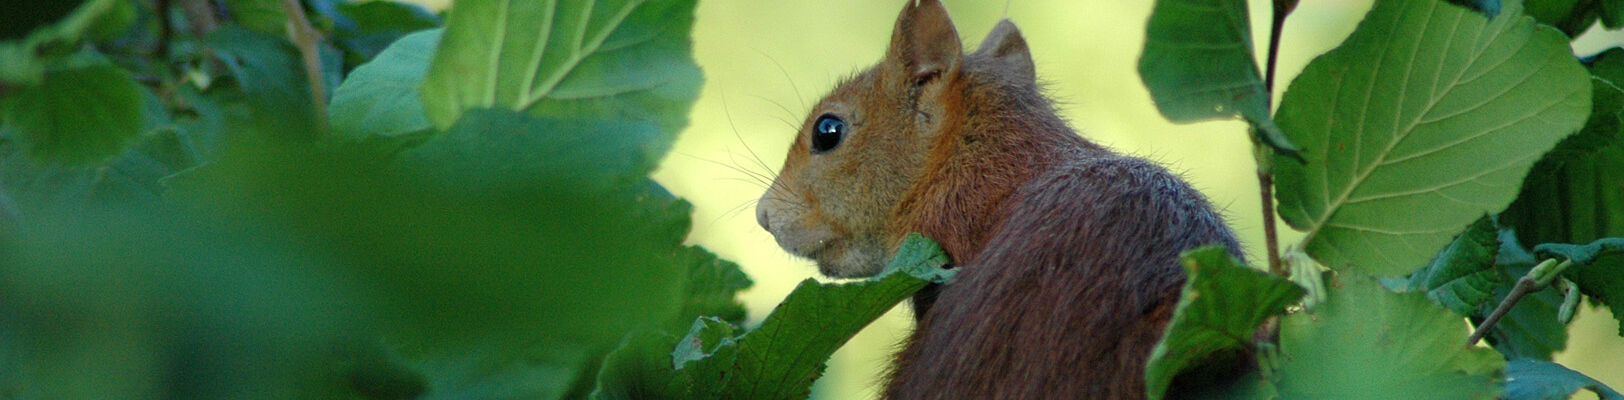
[1466,276,1535,345]
[279,0,328,126]
[155,0,174,58]
[1259,0,1297,276]
[1467,259,1574,346]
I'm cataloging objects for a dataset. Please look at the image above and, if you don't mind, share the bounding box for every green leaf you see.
[1138,0,1298,156]
[1603,0,1624,28]
[589,329,695,400]
[672,246,754,328]
[1504,359,1624,400]
[0,65,145,166]
[332,1,442,67]
[1272,0,1591,277]
[1534,237,1624,264]
[206,26,322,137]
[1276,273,1504,399]
[419,0,703,143]
[682,234,952,400]
[329,29,440,139]
[1403,217,1506,315]
[1144,247,1304,400]
[222,0,289,37]
[1523,0,1600,36]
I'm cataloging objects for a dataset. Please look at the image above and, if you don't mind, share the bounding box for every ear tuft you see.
[888,0,962,85]
[973,20,1035,84]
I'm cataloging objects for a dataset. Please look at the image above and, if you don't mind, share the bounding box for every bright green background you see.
[401,0,1623,398]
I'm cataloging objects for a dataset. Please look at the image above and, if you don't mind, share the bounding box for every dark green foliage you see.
[1505,359,1624,400]
[1401,217,1507,316]
[1143,247,1304,400]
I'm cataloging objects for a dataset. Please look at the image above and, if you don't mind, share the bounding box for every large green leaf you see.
[1138,0,1297,155]
[329,29,440,139]
[0,65,145,166]
[1505,359,1624,400]
[1144,247,1304,400]
[1275,273,1505,399]
[1272,0,1591,276]
[420,0,703,142]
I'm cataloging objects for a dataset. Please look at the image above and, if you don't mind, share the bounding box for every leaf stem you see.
[1259,0,1296,276]
[279,0,328,127]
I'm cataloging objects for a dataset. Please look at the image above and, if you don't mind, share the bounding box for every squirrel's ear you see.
[888,0,961,85]
[973,20,1035,84]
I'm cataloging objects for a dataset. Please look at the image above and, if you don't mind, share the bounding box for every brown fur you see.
[755,1,1243,398]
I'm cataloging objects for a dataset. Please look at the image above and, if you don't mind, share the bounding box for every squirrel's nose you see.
[756,203,771,231]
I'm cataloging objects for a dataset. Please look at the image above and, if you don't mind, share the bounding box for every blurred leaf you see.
[420,0,703,143]
[0,206,364,399]
[206,26,322,137]
[332,1,441,68]
[672,246,753,328]
[1139,0,1297,156]
[1523,0,1599,36]
[0,65,145,166]
[1403,217,1505,316]
[329,29,439,139]
[1144,247,1304,400]
[1444,0,1504,17]
[1276,273,1505,399]
[1604,0,1624,28]
[676,234,951,400]
[589,329,695,400]
[0,0,82,40]
[222,0,289,37]
[164,108,699,398]
[1504,359,1624,400]
[1272,0,1590,276]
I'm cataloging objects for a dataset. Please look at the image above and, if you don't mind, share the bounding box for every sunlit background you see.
[401,0,1624,398]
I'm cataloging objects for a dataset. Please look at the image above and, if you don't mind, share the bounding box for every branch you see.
[1466,258,1574,346]
[279,0,328,127]
[1258,0,1297,276]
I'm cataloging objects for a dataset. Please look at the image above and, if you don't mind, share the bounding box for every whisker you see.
[675,151,775,187]
[720,92,778,178]
[750,46,806,112]
[747,93,801,124]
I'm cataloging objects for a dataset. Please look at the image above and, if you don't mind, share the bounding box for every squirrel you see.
[754,0,1245,399]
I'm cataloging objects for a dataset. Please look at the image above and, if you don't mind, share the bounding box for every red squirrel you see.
[754,1,1244,398]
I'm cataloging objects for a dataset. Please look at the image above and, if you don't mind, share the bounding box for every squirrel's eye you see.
[811,114,846,154]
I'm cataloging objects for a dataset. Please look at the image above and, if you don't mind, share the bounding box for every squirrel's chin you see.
[810,239,888,279]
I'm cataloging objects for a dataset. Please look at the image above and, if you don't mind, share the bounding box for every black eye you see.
[811,114,846,154]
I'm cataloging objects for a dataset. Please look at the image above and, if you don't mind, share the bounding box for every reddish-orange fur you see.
[756,1,1243,398]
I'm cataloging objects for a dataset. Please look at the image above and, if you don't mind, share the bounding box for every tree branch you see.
[279,0,328,127]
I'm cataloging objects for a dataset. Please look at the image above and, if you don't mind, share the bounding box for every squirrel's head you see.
[756,0,1036,278]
